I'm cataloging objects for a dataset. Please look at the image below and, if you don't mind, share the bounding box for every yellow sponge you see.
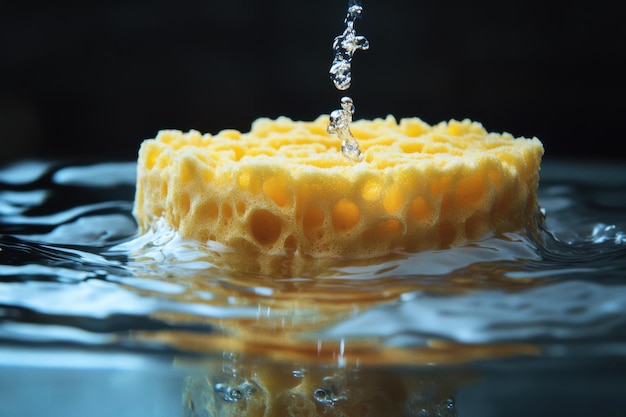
[133,115,543,257]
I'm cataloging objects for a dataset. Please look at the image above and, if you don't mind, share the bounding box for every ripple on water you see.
[0,159,626,363]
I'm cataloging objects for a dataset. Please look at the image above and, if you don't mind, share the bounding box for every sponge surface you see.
[133,115,543,257]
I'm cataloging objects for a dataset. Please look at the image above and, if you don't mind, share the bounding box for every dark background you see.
[1,0,624,163]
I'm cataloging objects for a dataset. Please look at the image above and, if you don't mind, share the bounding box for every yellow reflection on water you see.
[122,230,542,366]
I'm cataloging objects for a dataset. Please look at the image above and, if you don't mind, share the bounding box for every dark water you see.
[1,159,625,417]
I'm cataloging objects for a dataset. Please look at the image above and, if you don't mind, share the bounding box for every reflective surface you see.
[1,158,625,416]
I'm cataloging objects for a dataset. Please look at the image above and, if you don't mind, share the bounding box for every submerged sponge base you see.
[133,115,543,257]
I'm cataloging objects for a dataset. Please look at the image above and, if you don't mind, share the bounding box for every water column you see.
[327,0,370,162]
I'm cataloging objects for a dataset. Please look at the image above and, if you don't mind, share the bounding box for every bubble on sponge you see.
[133,115,544,257]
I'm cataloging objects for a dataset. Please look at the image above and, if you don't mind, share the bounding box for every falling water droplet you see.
[329,3,369,90]
[328,96,363,162]
[328,2,368,162]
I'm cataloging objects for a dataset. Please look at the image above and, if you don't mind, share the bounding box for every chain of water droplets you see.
[328,1,369,162]
[329,2,369,91]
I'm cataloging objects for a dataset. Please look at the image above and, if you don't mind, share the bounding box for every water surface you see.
[1,158,625,417]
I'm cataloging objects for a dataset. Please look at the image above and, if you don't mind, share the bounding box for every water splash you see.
[329,2,370,90]
[327,96,363,162]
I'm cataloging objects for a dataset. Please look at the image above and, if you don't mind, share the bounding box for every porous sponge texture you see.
[134,115,543,257]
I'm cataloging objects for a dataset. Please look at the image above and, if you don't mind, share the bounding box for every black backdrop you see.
[1,0,624,163]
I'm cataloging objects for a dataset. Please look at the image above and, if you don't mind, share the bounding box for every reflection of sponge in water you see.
[133,115,543,257]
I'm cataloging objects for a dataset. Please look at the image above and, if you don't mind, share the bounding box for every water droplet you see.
[328,96,363,162]
[341,141,362,162]
[341,96,355,114]
[329,2,369,90]
[328,2,367,161]
[347,3,363,21]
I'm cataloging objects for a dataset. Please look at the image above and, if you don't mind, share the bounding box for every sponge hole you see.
[283,235,297,252]
[262,177,292,207]
[382,188,404,213]
[236,201,246,216]
[399,142,424,154]
[411,197,434,223]
[332,198,360,232]
[455,173,487,208]
[221,203,233,225]
[250,209,282,246]
[238,172,260,194]
[302,207,324,232]
[179,193,190,216]
[378,219,403,235]
[197,200,219,219]
[361,179,383,201]
[222,203,233,219]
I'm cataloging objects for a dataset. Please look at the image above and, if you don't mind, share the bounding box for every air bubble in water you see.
[409,394,457,417]
[313,375,348,406]
[214,380,257,403]
[214,382,241,402]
